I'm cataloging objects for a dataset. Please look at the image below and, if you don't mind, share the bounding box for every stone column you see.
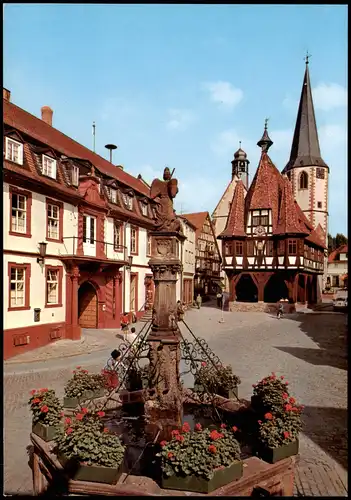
[144,231,185,442]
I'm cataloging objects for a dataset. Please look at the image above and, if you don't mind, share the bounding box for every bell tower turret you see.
[231,142,250,189]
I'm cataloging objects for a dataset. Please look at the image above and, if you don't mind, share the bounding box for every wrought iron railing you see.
[60,236,126,259]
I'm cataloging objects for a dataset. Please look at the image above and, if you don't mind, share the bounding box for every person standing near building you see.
[196,294,202,309]
[176,300,185,321]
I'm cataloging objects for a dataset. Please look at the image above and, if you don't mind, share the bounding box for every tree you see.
[328,233,348,254]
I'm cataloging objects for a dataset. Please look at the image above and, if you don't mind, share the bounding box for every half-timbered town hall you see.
[218,61,327,308]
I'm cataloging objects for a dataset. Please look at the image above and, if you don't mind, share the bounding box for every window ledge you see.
[8,306,31,312]
[9,231,32,239]
[46,237,64,243]
[45,303,63,309]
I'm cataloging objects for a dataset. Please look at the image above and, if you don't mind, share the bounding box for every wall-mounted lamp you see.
[37,242,47,267]
[126,255,133,270]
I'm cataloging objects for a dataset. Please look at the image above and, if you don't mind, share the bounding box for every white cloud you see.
[202,81,243,109]
[166,108,195,131]
[313,83,347,111]
[210,129,256,157]
[319,123,347,148]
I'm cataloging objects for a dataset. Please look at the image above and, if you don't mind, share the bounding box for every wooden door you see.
[78,282,98,328]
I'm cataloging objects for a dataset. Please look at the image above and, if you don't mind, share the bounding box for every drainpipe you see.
[123,219,130,314]
[180,239,184,302]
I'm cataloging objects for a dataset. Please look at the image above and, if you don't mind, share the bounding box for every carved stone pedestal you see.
[145,231,185,442]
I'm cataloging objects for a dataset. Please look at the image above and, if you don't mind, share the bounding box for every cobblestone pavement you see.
[4,305,347,495]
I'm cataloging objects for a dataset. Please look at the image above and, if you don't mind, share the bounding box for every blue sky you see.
[4,4,347,235]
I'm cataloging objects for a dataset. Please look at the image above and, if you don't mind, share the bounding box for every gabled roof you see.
[284,62,328,171]
[212,177,247,218]
[219,180,246,238]
[306,224,327,249]
[178,215,197,231]
[328,244,348,262]
[275,176,308,236]
[3,98,150,197]
[181,211,209,241]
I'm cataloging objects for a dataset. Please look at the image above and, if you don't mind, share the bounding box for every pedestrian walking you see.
[196,294,202,309]
[102,349,122,390]
[177,300,185,321]
[120,312,130,340]
[277,301,284,319]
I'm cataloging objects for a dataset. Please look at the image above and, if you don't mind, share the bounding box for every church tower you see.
[231,143,250,189]
[283,57,329,244]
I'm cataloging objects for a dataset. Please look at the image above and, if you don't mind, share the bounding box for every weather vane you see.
[239,140,242,148]
[264,117,270,129]
[304,51,311,64]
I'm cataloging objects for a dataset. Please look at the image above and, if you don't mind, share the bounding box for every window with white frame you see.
[47,203,60,239]
[46,269,59,304]
[123,193,133,210]
[71,165,79,186]
[110,188,117,204]
[42,155,57,179]
[11,193,27,233]
[147,233,152,256]
[114,221,122,250]
[141,202,148,216]
[10,267,25,307]
[130,227,137,253]
[6,137,23,165]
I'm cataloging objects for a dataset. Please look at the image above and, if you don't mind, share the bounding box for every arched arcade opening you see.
[236,274,258,302]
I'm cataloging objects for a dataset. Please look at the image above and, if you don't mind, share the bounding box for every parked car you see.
[333,290,348,311]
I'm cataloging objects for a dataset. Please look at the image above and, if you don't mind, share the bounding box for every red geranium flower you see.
[264,413,273,420]
[176,434,184,442]
[220,423,227,429]
[280,375,284,380]
[285,381,289,385]
[40,405,49,413]
[289,397,296,404]
[201,362,206,367]
[32,398,41,404]
[60,411,65,417]
[30,390,36,395]
[73,370,76,374]
[283,431,290,439]
[103,428,109,433]
[271,372,276,376]
[65,417,72,425]
[171,429,180,437]
[76,413,84,420]
[232,426,238,432]
[40,388,48,393]
[252,384,256,388]
[258,420,262,424]
[97,411,105,417]
[82,369,89,373]
[82,407,89,414]
[208,445,217,454]
[66,427,73,434]
[300,405,305,409]
[160,440,167,447]
[194,423,202,431]
[168,452,174,459]
[282,392,289,399]
[76,366,81,369]
[285,404,293,411]
[182,422,191,433]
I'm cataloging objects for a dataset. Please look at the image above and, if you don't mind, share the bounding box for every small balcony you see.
[59,237,127,266]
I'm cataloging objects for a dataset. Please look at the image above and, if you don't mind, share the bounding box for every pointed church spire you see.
[284,57,327,170]
[257,118,273,152]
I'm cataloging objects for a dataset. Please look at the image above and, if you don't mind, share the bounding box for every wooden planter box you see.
[194,383,238,399]
[162,460,243,493]
[63,388,105,408]
[256,439,299,464]
[58,453,122,484]
[32,422,62,442]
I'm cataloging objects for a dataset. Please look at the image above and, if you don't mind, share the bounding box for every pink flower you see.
[264,413,273,420]
[283,431,290,439]
[282,393,289,400]
[76,413,84,420]
[232,426,238,432]
[60,411,65,417]
[65,417,72,425]
[289,397,296,404]
[285,381,289,385]
[208,445,217,454]
[168,452,174,459]
[252,384,256,388]
[76,366,81,369]
[201,362,207,367]
[220,423,227,429]
[171,429,180,437]
[194,423,202,431]
[82,407,89,414]
[30,390,36,395]
[285,404,293,412]
[280,375,284,380]
[40,405,49,413]
[97,411,105,417]
[160,440,167,447]
[182,422,190,433]
[103,428,109,433]
[40,388,48,393]
[176,435,184,442]
[258,420,262,424]
[66,427,73,434]
[32,398,41,404]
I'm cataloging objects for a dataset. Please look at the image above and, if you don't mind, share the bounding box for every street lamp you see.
[126,255,133,270]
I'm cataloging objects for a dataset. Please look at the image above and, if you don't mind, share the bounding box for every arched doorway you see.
[78,281,98,328]
[264,274,289,303]
[236,274,258,302]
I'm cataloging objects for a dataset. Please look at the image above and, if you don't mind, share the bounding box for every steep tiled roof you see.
[178,215,197,231]
[294,201,314,232]
[219,180,246,237]
[275,176,308,235]
[328,244,348,262]
[181,212,209,241]
[3,98,150,197]
[306,224,327,249]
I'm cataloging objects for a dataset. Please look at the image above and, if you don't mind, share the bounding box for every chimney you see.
[41,106,53,126]
[116,164,124,170]
[3,88,11,101]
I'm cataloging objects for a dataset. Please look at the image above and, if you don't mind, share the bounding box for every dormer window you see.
[5,137,23,165]
[123,193,133,210]
[141,202,148,216]
[110,188,117,204]
[42,155,57,179]
[71,165,79,187]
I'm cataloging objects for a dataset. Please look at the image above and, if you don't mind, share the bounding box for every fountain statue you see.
[145,167,185,441]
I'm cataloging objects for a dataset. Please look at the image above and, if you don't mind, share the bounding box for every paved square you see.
[4,304,347,495]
